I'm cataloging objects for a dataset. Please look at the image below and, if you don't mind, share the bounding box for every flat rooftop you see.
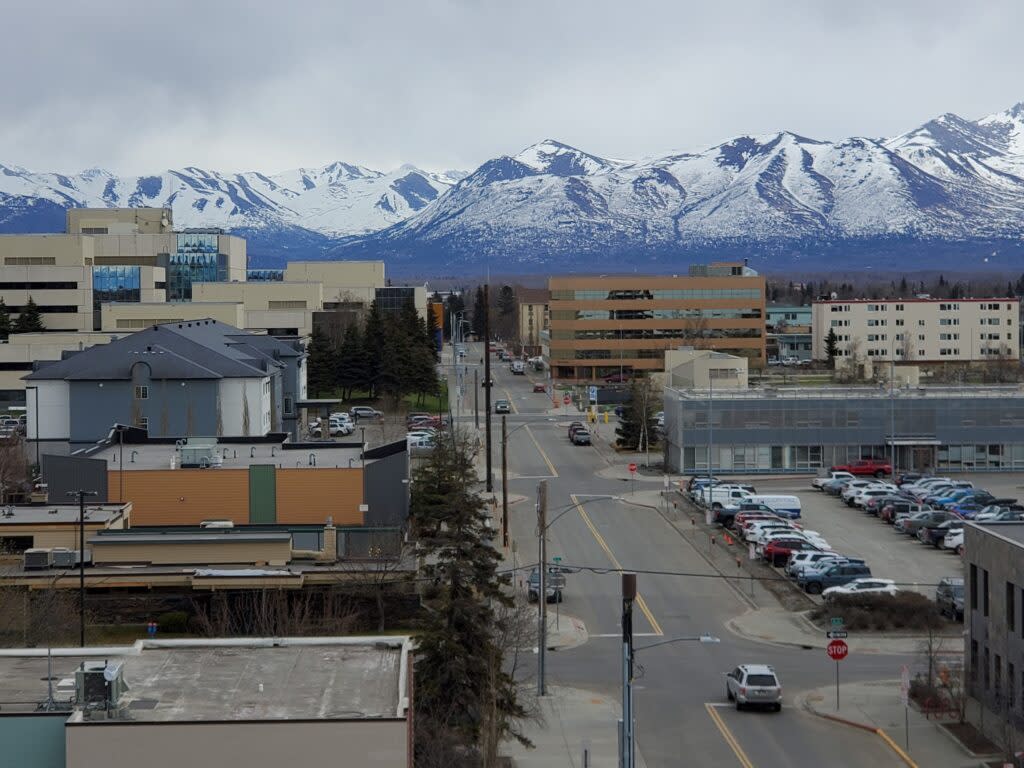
[667,385,1024,401]
[0,638,409,720]
[0,504,128,526]
[971,522,1024,547]
[85,441,363,470]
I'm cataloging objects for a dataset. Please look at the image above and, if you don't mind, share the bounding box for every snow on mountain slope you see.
[0,161,460,237]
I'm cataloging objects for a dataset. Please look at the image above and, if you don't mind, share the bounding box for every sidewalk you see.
[727,607,964,655]
[503,685,648,768]
[798,679,991,768]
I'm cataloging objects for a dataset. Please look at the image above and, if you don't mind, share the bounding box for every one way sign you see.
[827,630,848,639]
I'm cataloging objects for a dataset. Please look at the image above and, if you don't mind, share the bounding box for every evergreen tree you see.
[443,292,466,340]
[615,377,658,450]
[306,327,338,397]
[899,276,909,296]
[496,284,516,341]
[825,327,839,366]
[336,323,367,400]
[362,300,384,397]
[0,299,10,341]
[375,326,408,401]
[424,302,441,362]
[13,297,44,334]
[471,286,486,339]
[412,435,529,762]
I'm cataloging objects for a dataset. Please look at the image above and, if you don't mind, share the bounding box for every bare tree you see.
[0,434,31,503]
[0,571,82,647]
[337,534,414,632]
[190,589,360,637]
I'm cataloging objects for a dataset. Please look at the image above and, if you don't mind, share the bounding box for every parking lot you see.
[720,472,1024,597]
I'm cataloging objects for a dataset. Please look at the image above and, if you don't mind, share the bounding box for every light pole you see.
[484,284,494,492]
[25,385,40,470]
[67,488,97,647]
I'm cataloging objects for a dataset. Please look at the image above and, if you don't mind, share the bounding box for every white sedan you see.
[942,529,964,555]
[813,471,854,490]
[822,578,899,602]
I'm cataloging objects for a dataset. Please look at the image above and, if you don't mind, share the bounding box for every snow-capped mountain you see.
[5,102,1024,273]
[0,160,462,239]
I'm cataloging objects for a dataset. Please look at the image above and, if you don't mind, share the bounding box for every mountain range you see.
[4,102,1024,274]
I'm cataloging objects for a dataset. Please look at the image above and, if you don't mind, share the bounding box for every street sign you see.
[826,639,849,661]
[628,463,637,474]
[553,556,562,563]
[563,395,571,405]
[588,385,598,402]
[899,664,910,706]
[827,630,848,639]
[830,617,844,627]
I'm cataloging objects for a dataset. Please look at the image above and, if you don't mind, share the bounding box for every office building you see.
[517,288,549,356]
[964,522,1024,746]
[663,383,1024,474]
[546,263,766,382]
[24,319,306,447]
[0,637,413,768]
[191,280,323,337]
[766,305,812,362]
[811,298,1020,363]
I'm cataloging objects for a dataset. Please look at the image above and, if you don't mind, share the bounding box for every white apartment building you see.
[812,298,1020,362]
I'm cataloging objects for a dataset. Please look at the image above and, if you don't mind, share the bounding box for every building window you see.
[284,395,294,416]
[995,654,1003,702]
[1010,662,1016,710]
[984,569,990,617]
[1008,582,1016,633]
[136,416,149,430]
[0,536,34,554]
[268,300,308,310]
[984,646,990,690]
[970,564,978,611]
[970,639,978,682]
[135,385,149,400]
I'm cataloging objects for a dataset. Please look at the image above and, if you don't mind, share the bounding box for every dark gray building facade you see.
[664,385,1024,474]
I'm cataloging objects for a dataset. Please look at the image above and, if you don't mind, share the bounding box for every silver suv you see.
[725,664,782,711]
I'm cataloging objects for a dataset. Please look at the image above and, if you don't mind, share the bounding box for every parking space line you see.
[572,494,664,636]
[525,425,558,477]
[704,702,755,768]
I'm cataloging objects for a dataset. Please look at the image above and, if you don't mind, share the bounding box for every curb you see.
[800,693,919,768]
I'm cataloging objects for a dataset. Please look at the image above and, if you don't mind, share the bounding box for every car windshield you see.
[746,674,777,686]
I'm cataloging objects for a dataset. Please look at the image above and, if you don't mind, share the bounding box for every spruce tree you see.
[362,300,384,398]
[336,323,366,400]
[825,327,839,366]
[13,297,44,334]
[0,299,10,341]
[471,286,486,339]
[413,435,529,761]
[305,327,338,397]
[615,377,658,450]
[424,302,440,362]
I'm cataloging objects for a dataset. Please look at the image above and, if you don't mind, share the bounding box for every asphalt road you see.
[457,345,917,768]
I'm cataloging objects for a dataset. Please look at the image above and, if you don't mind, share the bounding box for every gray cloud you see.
[2,0,1022,174]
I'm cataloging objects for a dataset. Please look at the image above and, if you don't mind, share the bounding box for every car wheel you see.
[735,700,743,711]
[806,582,823,595]
[773,703,782,712]
[875,470,885,478]
[726,687,734,701]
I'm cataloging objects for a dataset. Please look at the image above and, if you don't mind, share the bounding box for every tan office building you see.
[192,281,324,336]
[100,301,246,331]
[285,260,384,305]
[546,265,766,382]
[812,298,1020,362]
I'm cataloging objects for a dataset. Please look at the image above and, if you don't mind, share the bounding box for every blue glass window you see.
[168,233,226,300]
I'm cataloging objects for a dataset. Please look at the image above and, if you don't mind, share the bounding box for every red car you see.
[763,538,820,567]
[829,458,892,478]
[533,383,547,393]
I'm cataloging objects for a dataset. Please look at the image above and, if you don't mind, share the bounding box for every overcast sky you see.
[2,0,1022,175]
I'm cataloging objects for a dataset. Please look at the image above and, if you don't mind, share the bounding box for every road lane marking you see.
[525,425,558,477]
[503,388,519,414]
[589,633,661,638]
[571,494,664,636]
[704,702,755,768]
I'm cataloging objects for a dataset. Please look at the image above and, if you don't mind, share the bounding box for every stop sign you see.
[628,462,637,473]
[563,395,571,405]
[826,639,849,661]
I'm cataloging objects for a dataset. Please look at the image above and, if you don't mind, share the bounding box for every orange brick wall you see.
[275,468,364,525]
[111,469,250,526]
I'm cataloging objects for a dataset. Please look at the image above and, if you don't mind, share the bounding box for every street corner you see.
[546,612,589,651]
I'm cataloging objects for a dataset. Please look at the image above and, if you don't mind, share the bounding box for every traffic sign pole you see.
[826,638,849,710]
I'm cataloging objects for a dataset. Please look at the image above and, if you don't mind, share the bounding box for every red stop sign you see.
[563,395,571,405]
[827,639,849,661]
[628,463,638,473]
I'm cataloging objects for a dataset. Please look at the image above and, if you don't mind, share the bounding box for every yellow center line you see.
[571,494,663,636]
[705,703,755,768]
[503,387,519,415]
[524,425,558,478]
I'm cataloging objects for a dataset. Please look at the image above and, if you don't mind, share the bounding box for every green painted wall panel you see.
[249,465,277,524]
[0,714,68,768]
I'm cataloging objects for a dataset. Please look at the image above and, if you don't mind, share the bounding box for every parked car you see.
[527,567,564,603]
[328,418,354,436]
[942,529,964,556]
[763,538,821,567]
[896,472,930,486]
[603,372,632,383]
[798,562,872,595]
[918,519,963,547]
[567,422,585,439]
[813,470,855,490]
[571,429,592,446]
[829,458,892,477]
[841,480,886,504]
[724,664,782,712]
[533,382,547,393]
[897,509,959,536]
[785,551,842,578]
[880,501,929,524]
[494,399,511,414]
[936,577,965,621]
[510,360,526,375]
[350,406,382,420]
[823,578,899,602]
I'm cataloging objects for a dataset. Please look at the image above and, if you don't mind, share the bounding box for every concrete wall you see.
[218,378,272,437]
[28,380,70,440]
[68,379,219,442]
[0,714,68,768]
[101,302,245,331]
[284,261,386,298]
[0,234,94,266]
[0,263,94,332]
[91,538,291,566]
[364,451,410,526]
[67,208,171,235]
[90,234,177,265]
[66,719,408,768]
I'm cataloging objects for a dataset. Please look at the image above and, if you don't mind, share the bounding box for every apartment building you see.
[546,264,766,382]
[812,298,1020,363]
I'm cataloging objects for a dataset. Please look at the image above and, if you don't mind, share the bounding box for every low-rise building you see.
[0,637,413,768]
[0,332,121,407]
[663,348,749,391]
[0,503,130,557]
[766,305,812,362]
[192,280,324,337]
[100,301,245,332]
[25,319,306,447]
[812,297,1020,363]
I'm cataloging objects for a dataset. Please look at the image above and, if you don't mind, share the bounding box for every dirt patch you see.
[942,721,1000,756]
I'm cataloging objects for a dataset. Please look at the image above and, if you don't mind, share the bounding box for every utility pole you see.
[484,284,493,492]
[474,368,479,430]
[537,479,547,696]
[67,489,97,647]
[707,370,714,483]
[501,415,509,549]
[620,572,636,768]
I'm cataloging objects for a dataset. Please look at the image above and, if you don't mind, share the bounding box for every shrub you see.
[812,592,943,632]
[157,611,189,634]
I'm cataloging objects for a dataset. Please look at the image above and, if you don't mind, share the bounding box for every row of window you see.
[551,289,763,301]
[0,281,79,290]
[552,328,762,341]
[550,308,763,321]
[831,302,1014,312]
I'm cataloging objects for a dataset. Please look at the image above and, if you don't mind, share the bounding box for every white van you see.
[746,494,802,519]
[699,486,754,509]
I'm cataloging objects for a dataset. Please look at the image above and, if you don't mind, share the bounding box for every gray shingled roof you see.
[25,319,297,382]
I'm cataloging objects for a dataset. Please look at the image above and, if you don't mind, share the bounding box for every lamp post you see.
[67,488,97,647]
[25,386,40,470]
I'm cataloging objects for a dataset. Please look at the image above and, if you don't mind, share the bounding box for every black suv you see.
[936,577,964,621]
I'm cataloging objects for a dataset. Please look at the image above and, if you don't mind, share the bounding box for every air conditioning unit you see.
[51,548,90,568]
[23,548,53,570]
[75,661,129,712]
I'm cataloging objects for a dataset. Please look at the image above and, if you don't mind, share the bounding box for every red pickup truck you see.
[829,458,892,478]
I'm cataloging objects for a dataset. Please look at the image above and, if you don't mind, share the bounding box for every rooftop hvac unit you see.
[51,548,90,568]
[23,548,53,570]
[175,438,223,469]
[75,661,129,711]
[200,520,234,529]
